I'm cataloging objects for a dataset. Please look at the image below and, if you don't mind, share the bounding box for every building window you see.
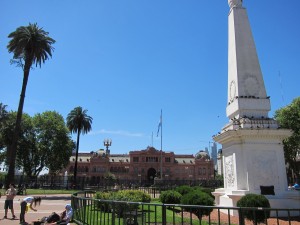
[146,157,158,162]
[133,157,139,162]
[97,167,106,173]
[165,157,171,163]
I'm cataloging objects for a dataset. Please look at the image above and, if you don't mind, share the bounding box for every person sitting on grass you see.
[20,196,42,224]
[48,204,73,225]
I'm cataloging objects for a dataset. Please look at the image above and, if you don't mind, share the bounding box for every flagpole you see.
[151,132,153,147]
[160,109,163,180]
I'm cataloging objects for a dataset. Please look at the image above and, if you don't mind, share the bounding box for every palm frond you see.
[7,23,55,68]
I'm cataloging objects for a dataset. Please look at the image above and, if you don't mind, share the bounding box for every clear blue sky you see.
[1,0,299,156]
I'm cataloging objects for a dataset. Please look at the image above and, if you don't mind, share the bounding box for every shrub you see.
[181,190,214,220]
[94,191,115,212]
[112,190,151,217]
[193,186,214,199]
[160,190,182,204]
[237,194,271,224]
[175,185,193,196]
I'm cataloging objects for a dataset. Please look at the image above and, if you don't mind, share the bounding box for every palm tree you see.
[6,23,55,186]
[67,107,93,186]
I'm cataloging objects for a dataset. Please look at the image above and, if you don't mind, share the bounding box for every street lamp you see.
[103,138,112,156]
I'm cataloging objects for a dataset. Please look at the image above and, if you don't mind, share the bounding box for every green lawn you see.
[0,188,77,195]
[80,200,211,225]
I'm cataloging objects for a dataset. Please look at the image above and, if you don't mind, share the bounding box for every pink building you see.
[63,146,214,186]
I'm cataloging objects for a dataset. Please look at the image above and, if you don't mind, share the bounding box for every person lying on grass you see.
[48,204,73,225]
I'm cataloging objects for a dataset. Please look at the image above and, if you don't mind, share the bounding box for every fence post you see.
[238,207,245,225]
[111,201,116,225]
[83,198,87,225]
[162,204,167,225]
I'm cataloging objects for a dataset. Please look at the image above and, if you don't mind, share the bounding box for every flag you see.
[157,110,162,137]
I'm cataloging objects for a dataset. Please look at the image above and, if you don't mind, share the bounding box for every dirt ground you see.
[181,209,300,225]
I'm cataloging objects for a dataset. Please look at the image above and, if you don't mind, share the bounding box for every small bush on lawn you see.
[160,190,182,204]
[94,191,115,212]
[237,193,271,224]
[112,190,151,217]
[181,190,214,220]
[175,185,193,196]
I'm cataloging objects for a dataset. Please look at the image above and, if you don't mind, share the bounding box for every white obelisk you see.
[213,0,300,216]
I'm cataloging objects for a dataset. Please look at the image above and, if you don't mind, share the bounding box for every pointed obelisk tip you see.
[228,0,243,9]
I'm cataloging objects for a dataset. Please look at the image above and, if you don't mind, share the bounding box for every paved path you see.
[0,194,72,225]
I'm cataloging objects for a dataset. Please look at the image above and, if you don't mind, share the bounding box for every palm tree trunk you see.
[6,64,30,188]
[74,130,81,187]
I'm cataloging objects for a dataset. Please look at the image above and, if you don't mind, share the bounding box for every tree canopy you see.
[274,97,300,178]
[0,103,8,161]
[33,111,75,174]
[0,109,74,178]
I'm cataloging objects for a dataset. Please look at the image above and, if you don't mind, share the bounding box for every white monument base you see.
[213,188,300,217]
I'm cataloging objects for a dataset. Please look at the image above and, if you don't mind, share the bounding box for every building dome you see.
[195,150,210,159]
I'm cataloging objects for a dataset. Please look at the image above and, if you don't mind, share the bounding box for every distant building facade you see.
[210,142,218,167]
[217,149,223,175]
[61,146,214,185]
[0,162,22,175]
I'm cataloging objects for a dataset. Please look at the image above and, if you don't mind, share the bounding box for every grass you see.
[0,188,77,195]
[26,189,77,195]
[83,199,211,225]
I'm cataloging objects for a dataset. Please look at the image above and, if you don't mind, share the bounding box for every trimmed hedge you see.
[160,190,182,204]
[192,186,214,199]
[174,185,193,196]
[237,193,271,224]
[181,190,214,219]
[94,189,151,217]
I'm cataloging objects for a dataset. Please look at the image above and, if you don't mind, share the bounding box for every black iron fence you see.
[0,175,223,191]
[71,190,300,225]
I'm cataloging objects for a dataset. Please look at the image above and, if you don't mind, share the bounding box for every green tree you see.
[66,107,92,186]
[0,103,8,124]
[33,111,75,175]
[15,113,37,178]
[0,103,8,161]
[6,23,55,186]
[1,112,35,175]
[274,97,300,178]
[1,111,74,179]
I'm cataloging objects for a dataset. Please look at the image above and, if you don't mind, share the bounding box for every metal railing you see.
[0,175,223,190]
[71,190,300,225]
